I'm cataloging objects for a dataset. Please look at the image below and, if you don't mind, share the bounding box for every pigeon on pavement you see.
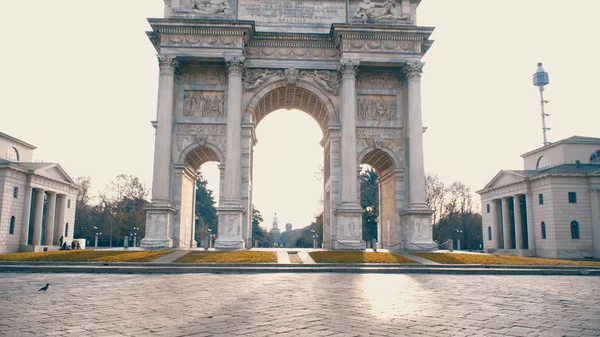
[38,284,49,292]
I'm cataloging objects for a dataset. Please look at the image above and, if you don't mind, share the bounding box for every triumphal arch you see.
[141,0,436,250]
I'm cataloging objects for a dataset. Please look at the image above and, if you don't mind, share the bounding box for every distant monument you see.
[270,213,281,247]
[141,0,436,251]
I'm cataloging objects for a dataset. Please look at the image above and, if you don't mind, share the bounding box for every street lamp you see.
[132,227,140,247]
[455,229,463,250]
[94,226,102,248]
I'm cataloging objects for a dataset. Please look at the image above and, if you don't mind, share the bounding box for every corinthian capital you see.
[405,61,424,80]
[338,59,360,79]
[157,55,178,76]
[225,56,245,76]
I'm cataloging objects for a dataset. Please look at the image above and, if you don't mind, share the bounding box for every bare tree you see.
[425,174,447,225]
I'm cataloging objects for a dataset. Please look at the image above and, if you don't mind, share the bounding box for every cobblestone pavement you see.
[0,273,599,337]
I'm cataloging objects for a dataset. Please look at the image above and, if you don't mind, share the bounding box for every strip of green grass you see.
[0,250,172,262]
[309,251,417,264]
[413,252,600,266]
[176,251,277,263]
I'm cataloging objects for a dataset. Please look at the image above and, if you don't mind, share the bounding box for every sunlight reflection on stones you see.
[360,274,433,320]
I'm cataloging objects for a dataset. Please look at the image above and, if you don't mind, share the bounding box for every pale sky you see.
[1,1,599,229]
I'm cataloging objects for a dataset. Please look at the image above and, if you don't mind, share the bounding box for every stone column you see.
[55,194,67,243]
[398,62,435,250]
[333,59,364,250]
[491,199,501,249]
[590,190,600,258]
[501,197,511,249]
[525,192,536,252]
[141,55,178,248]
[19,185,33,247]
[406,62,427,209]
[216,57,246,249]
[151,54,177,202]
[338,59,360,206]
[43,192,57,246]
[31,189,45,246]
[513,194,523,250]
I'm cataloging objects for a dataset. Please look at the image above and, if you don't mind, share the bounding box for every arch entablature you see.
[244,79,339,133]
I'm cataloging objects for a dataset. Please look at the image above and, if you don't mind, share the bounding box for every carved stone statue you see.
[192,0,231,16]
[354,0,409,22]
[243,69,282,92]
[300,70,339,94]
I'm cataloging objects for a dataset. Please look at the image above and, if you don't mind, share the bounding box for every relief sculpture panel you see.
[173,0,236,19]
[299,70,339,95]
[350,0,411,23]
[184,91,225,117]
[357,95,396,120]
[358,72,401,89]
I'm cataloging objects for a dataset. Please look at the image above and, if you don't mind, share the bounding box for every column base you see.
[141,203,177,249]
[399,208,436,251]
[216,204,247,249]
[334,205,365,250]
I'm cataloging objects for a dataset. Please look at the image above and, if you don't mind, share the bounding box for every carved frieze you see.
[342,40,420,53]
[351,0,411,23]
[245,47,339,60]
[184,91,225,117]
[358,72,401,89]
[357,95,396,120]
[173,0,235,18]
[162,34,244,48]
[243,69,284,92]
[357,128,403,139]
[299,70,339,95]
[177,124,227,136]
[177,67,227,85]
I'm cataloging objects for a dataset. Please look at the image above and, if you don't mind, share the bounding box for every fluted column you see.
[406,62,427,208]
[32,189,45,246]
[43,192,57,246]
[54,195,67,244]
[501,197,511,249]
[338,59,360,205]
[19,185,33,246]
[491,200,501,248]
[151,55,178,202]
[513,194,523,250]
[223,56,244,205]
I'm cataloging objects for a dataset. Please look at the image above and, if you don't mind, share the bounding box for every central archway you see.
[241,79,341,248]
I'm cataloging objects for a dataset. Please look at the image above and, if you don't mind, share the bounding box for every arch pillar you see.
[334,59,365,250]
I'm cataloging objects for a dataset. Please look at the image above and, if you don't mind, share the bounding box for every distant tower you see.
[285,223,292,232]
[533,62,551,146]
[270,213,281,246]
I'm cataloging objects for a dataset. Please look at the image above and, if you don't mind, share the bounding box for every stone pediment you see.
[481,171,527,191]
[33,164,75,185]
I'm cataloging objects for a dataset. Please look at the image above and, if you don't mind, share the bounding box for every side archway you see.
[359,146,404,249]
[172,143,223,248]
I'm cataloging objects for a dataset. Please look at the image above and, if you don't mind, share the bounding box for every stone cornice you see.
[331,24,434,56]
[147,18,255,48]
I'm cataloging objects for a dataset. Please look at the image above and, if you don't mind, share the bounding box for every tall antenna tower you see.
[533,62,551,146]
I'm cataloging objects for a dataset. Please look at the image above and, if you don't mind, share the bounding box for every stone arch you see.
[359,146,403,249]
[177,141,224,168]
[358,146,402,174]
[244,79,339,133]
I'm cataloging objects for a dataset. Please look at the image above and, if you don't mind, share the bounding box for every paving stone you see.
[1,273,600,336]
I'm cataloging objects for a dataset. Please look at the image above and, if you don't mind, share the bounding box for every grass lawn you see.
[175,251,277,263]
[0,250,172,263]
[413,252,600,266]
[309,251,417,264]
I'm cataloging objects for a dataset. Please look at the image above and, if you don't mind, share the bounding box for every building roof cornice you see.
[0,131,36,150]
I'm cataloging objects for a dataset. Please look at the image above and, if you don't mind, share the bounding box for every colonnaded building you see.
[478,136,600,259]
[141,0,436,250]
[0,132,79,253]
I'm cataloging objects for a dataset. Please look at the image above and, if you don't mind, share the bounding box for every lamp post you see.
[94,226,102,248]
[455,229,463,250]
[132,226,140,247]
